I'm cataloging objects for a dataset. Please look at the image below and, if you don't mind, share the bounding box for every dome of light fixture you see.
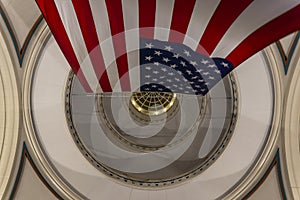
[130,92,176,116]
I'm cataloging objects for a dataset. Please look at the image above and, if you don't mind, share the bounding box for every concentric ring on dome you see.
[95,89,205,151]
[65,71,239,188]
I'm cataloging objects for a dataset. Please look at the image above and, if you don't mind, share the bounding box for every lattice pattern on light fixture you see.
[130,92,176,116]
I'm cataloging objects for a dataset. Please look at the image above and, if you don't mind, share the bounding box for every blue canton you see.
[140,38,234,95]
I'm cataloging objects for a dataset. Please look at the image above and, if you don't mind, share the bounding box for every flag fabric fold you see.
[35,0,300,95]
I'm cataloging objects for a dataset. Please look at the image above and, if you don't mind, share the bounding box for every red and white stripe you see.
[89,0,121,92]
[121,0,140,91]
[36,0,300,93]
[183,0,220,52]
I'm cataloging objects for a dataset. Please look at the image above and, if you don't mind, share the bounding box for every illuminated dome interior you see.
[0,1,299,200]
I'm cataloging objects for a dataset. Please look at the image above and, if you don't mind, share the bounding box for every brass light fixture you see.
[130,92,176,116]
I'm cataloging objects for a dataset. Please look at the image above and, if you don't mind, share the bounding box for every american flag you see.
[35,0,300,94]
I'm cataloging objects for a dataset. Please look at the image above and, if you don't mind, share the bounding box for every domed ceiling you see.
[0,0,300,200]
[27,33,275,199]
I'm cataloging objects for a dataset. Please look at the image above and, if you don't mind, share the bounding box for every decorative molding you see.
[242,149,287,200]
[9,143,63,200]
[220,46,283,199]
[0,4,43,66]
[283,39,300,199]
[22,20,84,200]
[276,32,300,75]
[0,20,20,198]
